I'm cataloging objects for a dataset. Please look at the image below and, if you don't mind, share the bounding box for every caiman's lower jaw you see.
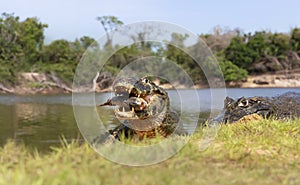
[114,101,147,119]
[114,106,135,119]
[225,109,272,123]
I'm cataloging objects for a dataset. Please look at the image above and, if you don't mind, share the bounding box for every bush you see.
[219,60,248,82]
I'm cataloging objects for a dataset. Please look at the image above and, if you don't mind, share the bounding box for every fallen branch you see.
[92,72,100,91]
[47,72,73,92]
[0,83,14,93]
[40,81,73,92]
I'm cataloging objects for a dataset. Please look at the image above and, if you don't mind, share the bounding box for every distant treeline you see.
[1,13,300,87]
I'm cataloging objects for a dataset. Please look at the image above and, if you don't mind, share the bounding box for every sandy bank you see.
[1,72,300,95]
[240,72,300,88]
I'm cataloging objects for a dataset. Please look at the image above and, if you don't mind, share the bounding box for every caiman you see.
[93,77,186,144]
[219,92,300,123]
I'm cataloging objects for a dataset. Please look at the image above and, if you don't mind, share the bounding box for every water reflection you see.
[0,103,81,151]
[16,103,49,121]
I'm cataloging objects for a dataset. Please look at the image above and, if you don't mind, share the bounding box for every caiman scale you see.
[93,77,186,144]
[220,92,300,123]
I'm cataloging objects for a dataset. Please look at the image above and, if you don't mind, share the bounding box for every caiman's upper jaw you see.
[103,85,151,119]
[114,86,130,97]
[223,97,273,123]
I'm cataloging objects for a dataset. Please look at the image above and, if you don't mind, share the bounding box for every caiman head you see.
[99,77,170,131]
[222,96,274,123]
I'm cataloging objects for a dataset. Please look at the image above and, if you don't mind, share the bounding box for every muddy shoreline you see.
[1,72,299,95]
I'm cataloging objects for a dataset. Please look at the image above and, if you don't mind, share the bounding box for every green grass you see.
[0,119,299,185]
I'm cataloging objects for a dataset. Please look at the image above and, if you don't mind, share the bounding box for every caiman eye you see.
[142,78,149,83]
[238,99,249,107]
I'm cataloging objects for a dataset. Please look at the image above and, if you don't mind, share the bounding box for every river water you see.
[1,88,299,151]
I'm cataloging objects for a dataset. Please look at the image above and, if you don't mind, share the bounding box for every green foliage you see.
[1,12,300,87]
[96,16,124,31]
[39,36,97,84]
[269,33,290,56]
[0,13,47,84]
[42,40,74,64]
[246,32,269,56]
[0,65,16,84]
[170,32,189,47]
[96,15,123,47]
[220,60,248,82]
[225,32,270,69]
[165,44,204,83]
[27,82,46,88]
[79,36,97,50]
[225,36,254,68]
[291,28,300,54]
[224,30,298,75]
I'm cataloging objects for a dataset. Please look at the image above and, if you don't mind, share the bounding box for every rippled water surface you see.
[1,88,299,151]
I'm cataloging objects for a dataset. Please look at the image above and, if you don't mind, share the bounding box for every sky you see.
[1,0,299,43]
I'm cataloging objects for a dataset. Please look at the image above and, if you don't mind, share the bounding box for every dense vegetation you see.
[0,13,300,88]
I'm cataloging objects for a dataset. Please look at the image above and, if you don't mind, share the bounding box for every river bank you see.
[240,70,300,88]
[1,72,300,94]
[1,119,299,185]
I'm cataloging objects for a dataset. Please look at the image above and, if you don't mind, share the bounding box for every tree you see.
[225,32,272,69]
[200,26,240,53]
[246,31,269,57]
[291,28,300,54]
[164,33,205,83]
[0,13,22,73]
[96,16,123,47]
[170,33,189,48]
[219,60,248,82]
[225,36,254,69]
[269,33,290,56]
[79,36,97,50]
[0,13,47,84]
[19,17,48,64]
